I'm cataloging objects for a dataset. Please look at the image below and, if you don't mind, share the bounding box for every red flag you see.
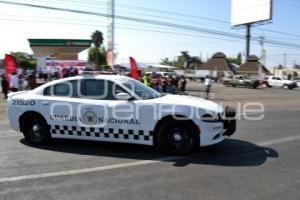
[129,57,139,80]
[3,54,17,78]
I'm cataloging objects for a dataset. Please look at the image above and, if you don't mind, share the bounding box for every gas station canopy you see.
[28,39,92,60]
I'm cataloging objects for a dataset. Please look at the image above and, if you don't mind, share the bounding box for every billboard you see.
[231,0,272,26]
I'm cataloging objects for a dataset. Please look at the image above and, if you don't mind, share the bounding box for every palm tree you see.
[91,30,103,48]
[176,51,191,68]
[88,30,106,69]
[160,58,174,66]
[189,56,202,69]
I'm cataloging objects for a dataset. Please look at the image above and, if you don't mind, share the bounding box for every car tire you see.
[157,120,199,155]
[288,85,294,90]
[22,114,51,144]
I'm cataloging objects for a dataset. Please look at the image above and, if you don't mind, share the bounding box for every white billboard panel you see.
[231,0,272,26]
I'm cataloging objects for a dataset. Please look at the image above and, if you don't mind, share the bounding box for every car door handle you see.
[42,101,49,105]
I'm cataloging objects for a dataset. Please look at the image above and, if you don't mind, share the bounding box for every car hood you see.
[149,94,223,113]
[7,91,30,98]
[283,80,296,84]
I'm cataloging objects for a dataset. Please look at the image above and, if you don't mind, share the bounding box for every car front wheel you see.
[22,114,51,144]
[157,120,199,155]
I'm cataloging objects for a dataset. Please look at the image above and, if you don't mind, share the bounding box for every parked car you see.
[293,77,300,87]
[223,75,260,89]
[155,71,178,77]
[267,76,297,90]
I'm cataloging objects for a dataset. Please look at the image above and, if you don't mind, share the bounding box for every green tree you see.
[189,56,202,69]
[91,30,103,48]
[176,51,191,68]
[88,30,106,69]
[10,52,36,69]
[161,52,202,69]
[88,47,106,70]
[160,58,174,66]
[227,53,242,65]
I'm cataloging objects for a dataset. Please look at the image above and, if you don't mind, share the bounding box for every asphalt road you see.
[0,83,300,200]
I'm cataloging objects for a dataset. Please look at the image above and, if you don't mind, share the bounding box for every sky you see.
[0,0,300,68]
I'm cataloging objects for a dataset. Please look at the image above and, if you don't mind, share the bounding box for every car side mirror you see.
[116,92,132,101]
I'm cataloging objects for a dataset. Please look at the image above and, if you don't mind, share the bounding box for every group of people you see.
[1,72,18,99]
[1,72,37,99]
[140,73,212,98]
[140,74,187,94]
[1,69,212,100]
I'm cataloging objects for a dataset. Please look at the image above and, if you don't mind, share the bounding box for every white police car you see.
[7,75,236,155]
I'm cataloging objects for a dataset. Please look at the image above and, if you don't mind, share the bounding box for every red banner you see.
[3,54,17,78]
[129,57,139,80]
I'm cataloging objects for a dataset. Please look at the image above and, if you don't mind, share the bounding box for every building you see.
[200,52,236,77]
[237,55,270,77]
[272,68,300,79]
[28,39,92,73]
[28,39,92,60]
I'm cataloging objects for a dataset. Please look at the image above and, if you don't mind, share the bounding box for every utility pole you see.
[246,24,251,59]
[107,0,115,70]
[111,0,115,69]
[283,53,287,68]
[259,35,266,75]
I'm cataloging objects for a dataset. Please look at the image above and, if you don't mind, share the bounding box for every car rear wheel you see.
[283,84,289,89]
[157,120,199,155]
[22,114,51,144]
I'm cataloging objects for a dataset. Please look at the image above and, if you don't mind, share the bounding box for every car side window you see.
[43,81,78,97]
[81,79,127,100]
[82,79,106,97]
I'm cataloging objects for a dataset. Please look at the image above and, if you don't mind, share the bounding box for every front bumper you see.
[223,107,236,136]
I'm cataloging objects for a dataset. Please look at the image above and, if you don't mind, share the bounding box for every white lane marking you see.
[0,135,20,139]
[0,156,179,183]
[257,135,300,147]
[1,135,300,183]
[0,130,19,138]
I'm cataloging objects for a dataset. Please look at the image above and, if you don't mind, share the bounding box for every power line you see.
[0,1,247,40]
[10,0,300,40]
[0,16,243,44]
[1,0,300,50]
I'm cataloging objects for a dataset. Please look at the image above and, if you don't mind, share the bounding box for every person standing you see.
[10,71,19,92]
[1,74,8,99]
[143,74,151,87]
[178,75,187,94]
[204,75,212,99]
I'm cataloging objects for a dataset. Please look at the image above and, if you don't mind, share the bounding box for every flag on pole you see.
[129,57,139,80]
[3,54,17,85]
[3,54,17,78]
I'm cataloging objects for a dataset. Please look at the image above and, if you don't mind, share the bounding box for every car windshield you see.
[122,79,162,100]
